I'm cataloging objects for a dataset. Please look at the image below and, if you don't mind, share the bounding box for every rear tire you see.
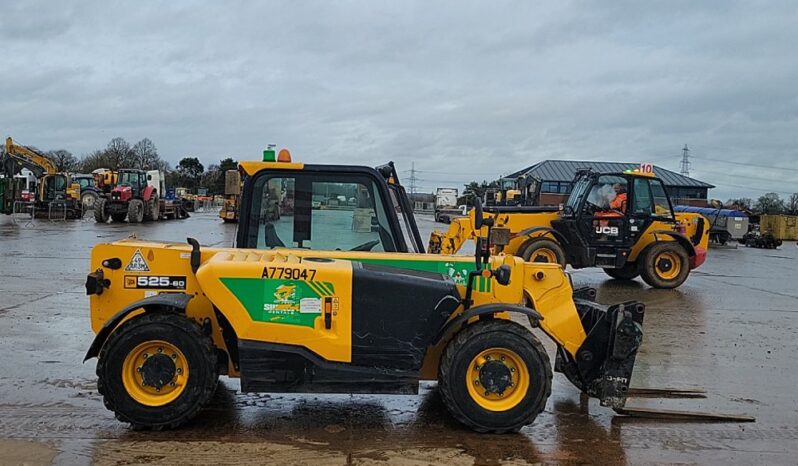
[520,238,566,267]
[96,313,218,430]
[639,242,690,289]
[82,191,99,212]
[94,198,110,223]
[603,262,639,280]
[438,320,552,433]
[128,199,144,223]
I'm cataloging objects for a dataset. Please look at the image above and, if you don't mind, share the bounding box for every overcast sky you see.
[2,1,797,199]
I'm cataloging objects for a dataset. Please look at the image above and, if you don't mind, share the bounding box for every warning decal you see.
[125,249,150,272]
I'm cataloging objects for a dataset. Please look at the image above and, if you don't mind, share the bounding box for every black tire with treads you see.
[520,238,566,267]
[438,320,552,433]
[94,198,110,223]
[127,199,144,223]
[96,313,218,430]
[639,242,690,289]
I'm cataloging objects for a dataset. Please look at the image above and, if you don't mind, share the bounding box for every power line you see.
[692,154,798,173]
[706,180,794,196]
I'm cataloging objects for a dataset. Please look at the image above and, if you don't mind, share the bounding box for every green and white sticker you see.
[222,277,335,328]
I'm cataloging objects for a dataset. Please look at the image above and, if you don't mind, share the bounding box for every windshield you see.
[565,178,591,213]
[119,172,137,186]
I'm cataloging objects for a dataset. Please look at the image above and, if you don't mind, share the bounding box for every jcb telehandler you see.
[430,166,711,289]
[85,153,650,433]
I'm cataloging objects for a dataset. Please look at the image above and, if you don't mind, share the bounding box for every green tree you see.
[176,157,204,191]
[211,157,238,194]
[459,180,497,205]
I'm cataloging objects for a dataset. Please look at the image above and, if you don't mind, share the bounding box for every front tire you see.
[96,313,218,430]
[128,199,144,223]
[438,320,552,433]
[94,198,110,223]
[144,195,159,222]
[639,242,690,289]
[520,238,566,267]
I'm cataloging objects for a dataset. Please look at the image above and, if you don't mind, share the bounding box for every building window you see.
[541,181,572,194]
[670,187,707,200]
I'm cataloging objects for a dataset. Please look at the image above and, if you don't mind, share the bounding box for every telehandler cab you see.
[85,154,650,433]
[430,166,711,289]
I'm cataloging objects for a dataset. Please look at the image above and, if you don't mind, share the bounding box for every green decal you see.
[354,258,491,292]
[221,278,335,327]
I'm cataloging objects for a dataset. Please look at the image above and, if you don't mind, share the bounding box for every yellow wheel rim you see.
[654,251,681,280]
[121,340,189,407]
[530,248,557,263]
[465,348,530,412]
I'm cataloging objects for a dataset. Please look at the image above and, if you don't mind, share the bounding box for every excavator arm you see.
[4,137,57,176]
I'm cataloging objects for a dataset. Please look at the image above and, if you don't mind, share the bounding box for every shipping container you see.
[759,214,798,241]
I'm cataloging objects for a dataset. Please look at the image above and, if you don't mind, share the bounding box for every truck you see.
[147,170,191,220]
[434,187,462,223]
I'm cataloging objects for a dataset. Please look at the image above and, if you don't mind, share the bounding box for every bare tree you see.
[45,149,79,172]
[132,138,159,170]
[726,197,753,210]
[104,137,136,169]
[787,193,798,215]
[754,192,785,214]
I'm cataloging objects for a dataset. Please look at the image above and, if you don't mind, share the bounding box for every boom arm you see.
[428,216,475,254]
[4,137,57,177]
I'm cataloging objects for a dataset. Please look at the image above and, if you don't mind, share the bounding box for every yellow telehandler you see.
[84,153,651,433]
[429,166,710,289]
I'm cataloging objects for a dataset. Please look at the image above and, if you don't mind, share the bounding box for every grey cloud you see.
[1,0,797,198]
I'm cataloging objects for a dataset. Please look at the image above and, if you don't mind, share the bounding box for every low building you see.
[506,160,714,207]
[409,192,435,212]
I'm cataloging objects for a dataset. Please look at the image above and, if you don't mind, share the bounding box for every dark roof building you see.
[507,160,714,207]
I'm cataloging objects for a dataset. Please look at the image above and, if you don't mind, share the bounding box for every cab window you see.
[244,173,399,252]
[632,179,674,219]
[632,178,653,214]
[649,180,674,219]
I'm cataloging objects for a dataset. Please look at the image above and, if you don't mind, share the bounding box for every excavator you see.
[429,165,711,289]
[1,137,82,218]
[84,151,749,433]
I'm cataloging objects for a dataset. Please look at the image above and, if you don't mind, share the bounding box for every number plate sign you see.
[124,275,187,290]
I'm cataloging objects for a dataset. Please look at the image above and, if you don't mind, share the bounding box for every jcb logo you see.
[595,226,619,235]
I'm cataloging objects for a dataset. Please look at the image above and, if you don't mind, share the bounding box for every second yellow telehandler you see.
[429,166,710,289]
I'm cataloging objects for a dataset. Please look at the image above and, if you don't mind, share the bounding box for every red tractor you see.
[94,169,160,223]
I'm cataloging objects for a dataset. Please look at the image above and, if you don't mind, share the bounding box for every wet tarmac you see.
[1,212,797,465]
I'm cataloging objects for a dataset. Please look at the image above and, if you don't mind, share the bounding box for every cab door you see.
[627,177,677,245]
[577,175,630,248]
